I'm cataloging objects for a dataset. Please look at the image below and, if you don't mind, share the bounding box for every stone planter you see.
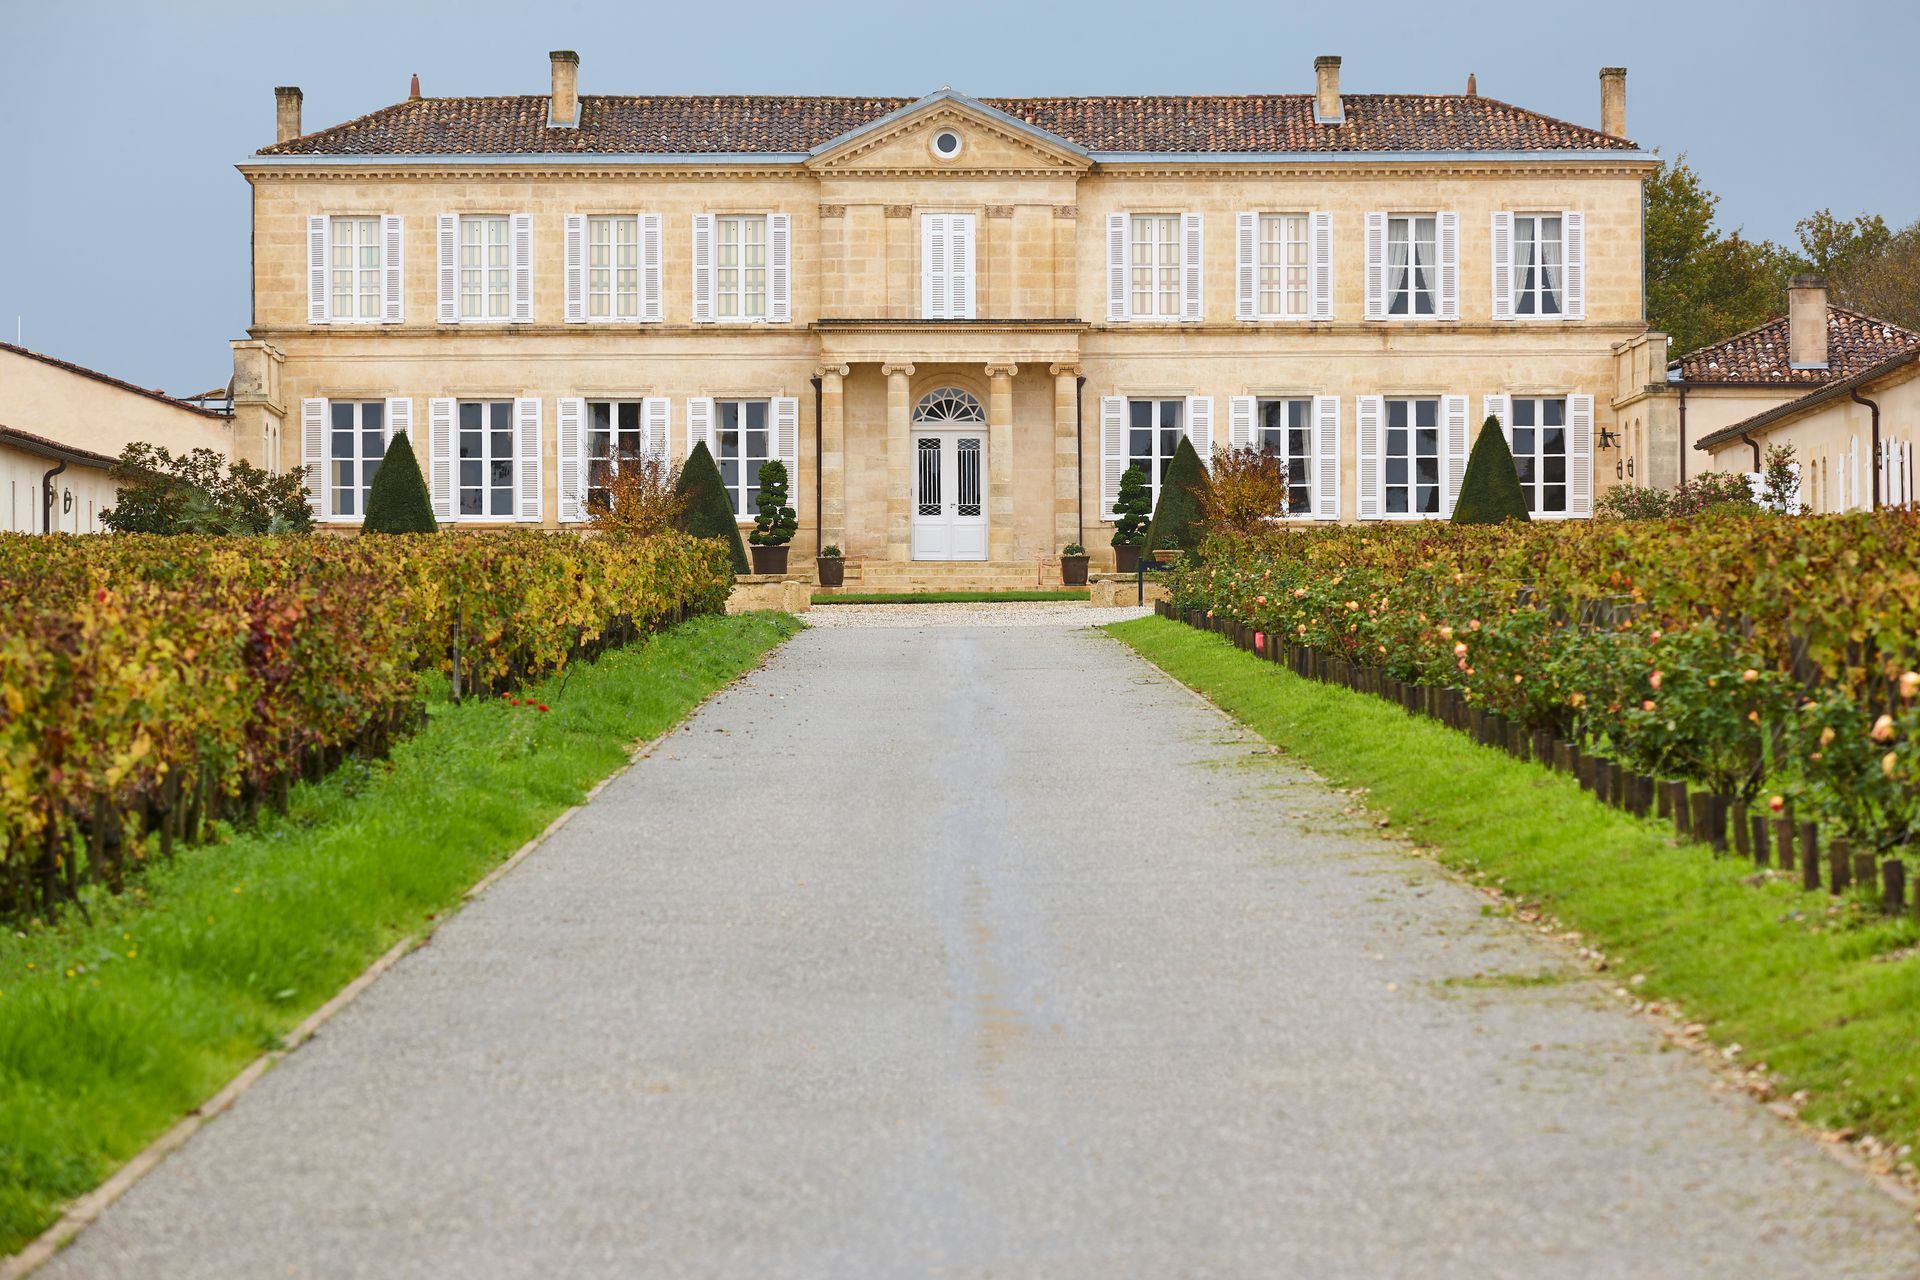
[816,555,845,588]
[1060,555,1089,586]
[1112,544,1141,574]
[749,544,790,575]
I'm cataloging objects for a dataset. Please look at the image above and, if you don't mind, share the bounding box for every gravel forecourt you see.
[40,607,1920,1278]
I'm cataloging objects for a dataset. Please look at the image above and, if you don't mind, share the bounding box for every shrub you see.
[102,444,312,535]
[1451,418,1531,524]
[672,441,750,574]
[361,432,438,533]
[1598,470,1761,520]
[1144,435,1208,551]
[1111,465,1152,548]
[587,453,687,539]
[1202,445,1289,533]
[1760,444,1801,514]
[818,544,842,558]
[750,459,798,547]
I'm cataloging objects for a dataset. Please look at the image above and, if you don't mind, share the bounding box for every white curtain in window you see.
[1411,217,1435,304]
[1514,218,1537,306]
[1540,218,1563,307]
[1387,221,1410,308]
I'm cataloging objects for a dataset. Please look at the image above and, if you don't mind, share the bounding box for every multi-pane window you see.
[1386,215,1438,316]
[1512,215,1564,316]
[715,216,767,320]
[1384,398,1442,515]
[1129,215,1182,318]
[586,400,646,509]
[1127,399,1186,503]
[1255,399,1312,516]
[328,401,385,518]
[714,400,771,517]
[456,401,515,518]
[329,217,382,321]
[1257,215,1310,318]
[587,216,641,319]
[1510,397,1568,514]
[457,216,511,320]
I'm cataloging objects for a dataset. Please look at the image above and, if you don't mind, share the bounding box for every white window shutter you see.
[563,214,586,323]
[384,396,412,445]
[1310,211,1334,321]
[1568,393,1595,517]
[1181,212,1203,322]
[1490,212,1514,321]
[1483,394,1511,444]
[687,396,715,459]
[307,217,329,324]
[1186,395,1213,466]
[1106,214,1128,321]
[640,214,662,321]
[690,214,714,323]
[1312,394,1340,519]
[301,397,327,516]
[952,214,976,320]
[1235,212,1257,320]
[1443,394,1469,515]
[921,214,947,320]
[380,216,404,323]
[1437,211,1460,321]
[514,396,541,522]
[1228,395,1254,450]
[767,213,791,323]
[510,213,534,323]
[773,396,800,483]
[1363,212,1386,320]
[428,397,455,518]
[1563,210,1586,320]
[642,397,670,461]
[436,215,458,323]
[557,396,585,522]
[1356,395,1383,518]
[1100,396,1126,518]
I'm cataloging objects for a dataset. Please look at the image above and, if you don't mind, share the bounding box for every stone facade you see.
[235,57,1659,571]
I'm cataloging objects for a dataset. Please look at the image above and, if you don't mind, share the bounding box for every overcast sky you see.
[2,0,1915,394]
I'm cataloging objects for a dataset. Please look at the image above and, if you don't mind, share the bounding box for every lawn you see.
[1110,616,1920,1166]
[0,612,798,1256]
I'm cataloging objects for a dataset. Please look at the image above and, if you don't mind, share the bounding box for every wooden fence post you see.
[1882,860,1907,916]
[1775,808,1796,871]
[1750,814,1770,868]
[1689,792,1717,850]
[1731,802,1751,859]
[1829,837,1852,892]
[1799,823,1821,891]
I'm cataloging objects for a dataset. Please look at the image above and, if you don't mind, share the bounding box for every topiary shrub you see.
[1451,417,1532,525]
[673,441,750,574]
[361,432,439,533]
[750,459,797,547]
[1110,464,1152,547]
[1144,435,1209,551]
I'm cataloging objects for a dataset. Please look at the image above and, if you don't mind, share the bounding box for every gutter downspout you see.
[1075,375,1086,540]
[1850,387,1881,510]
[1677,384,1687,485]
[1741,431,1761,473]
[41,459,67,534]
[810,375,823,550]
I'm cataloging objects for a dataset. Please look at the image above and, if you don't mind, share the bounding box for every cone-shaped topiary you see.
[1144,435,1209,551]
[1110,464,1152,547]
[749,459,798,547]
[673,440,750,573]
[1451,417,1532,525]
[361,432,438,533]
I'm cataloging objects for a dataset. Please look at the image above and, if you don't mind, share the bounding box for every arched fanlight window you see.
[913,387,986,423]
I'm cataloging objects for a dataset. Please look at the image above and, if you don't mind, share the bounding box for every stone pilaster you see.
[1050,362,1082,559]
[815,364,849,550]
[986,362,1017,562]
[882,363,915,561]
[229,339,286,473]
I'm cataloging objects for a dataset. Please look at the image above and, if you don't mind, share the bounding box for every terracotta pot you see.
[749,544,790,575]
[816,556,845,588]
[1060,555,1089,587]
[1113,544,1141,574]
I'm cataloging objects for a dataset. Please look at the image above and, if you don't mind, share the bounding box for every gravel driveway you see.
[41,619,1920,1278]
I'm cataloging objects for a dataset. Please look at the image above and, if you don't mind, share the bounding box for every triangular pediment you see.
[807,89,1090,174]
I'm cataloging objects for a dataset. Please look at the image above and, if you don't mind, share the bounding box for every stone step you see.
[831,560,1074,594]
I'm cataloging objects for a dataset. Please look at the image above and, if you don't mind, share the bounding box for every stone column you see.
[1050,362,1082,560]
[816,364,849,551]
[882,362,915,562]
[985,363,1017,563]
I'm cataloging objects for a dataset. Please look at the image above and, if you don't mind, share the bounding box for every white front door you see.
[911,429,988,561]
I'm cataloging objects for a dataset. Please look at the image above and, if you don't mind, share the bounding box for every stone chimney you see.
[1314,56,1344,125]
[274,86,303,145]
[1599,67,1626,138]
[549,50,580,128]
[1788,274,1830,369]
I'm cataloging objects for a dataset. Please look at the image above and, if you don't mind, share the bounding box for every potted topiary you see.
[817,543,845,588]
[1060,543,1089,586]
[1110,464,1150,572]
[749,458,798,574]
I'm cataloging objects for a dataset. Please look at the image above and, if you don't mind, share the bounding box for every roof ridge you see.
[0,342,231,419]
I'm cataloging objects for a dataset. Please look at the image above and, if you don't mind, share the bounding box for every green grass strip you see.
[811,590,1090,605]
[0,612,799,1254]
[1110,616,1920,1155]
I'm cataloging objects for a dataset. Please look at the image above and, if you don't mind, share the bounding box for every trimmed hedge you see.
[1452,418,1531,525]
[1144,435,1208,552]
[675,441,750,574]
[362,432,438,533]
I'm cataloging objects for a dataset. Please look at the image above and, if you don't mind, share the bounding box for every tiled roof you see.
[0,424,119,470]
[1673,307,1920,386]
[1694,346,1920,452]
[0,342,232,420]
[256,92,1638,157]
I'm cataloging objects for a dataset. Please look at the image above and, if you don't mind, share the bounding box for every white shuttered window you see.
[1124,214,1199,320]
[457,216,512,320]
[921,214,977,319]
[715,216,767,320]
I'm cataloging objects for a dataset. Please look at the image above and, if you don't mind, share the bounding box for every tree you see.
[102,443,312,535]
[361,432,437,533]
[1201,445,1289,533]
[672,441,750,574]
[1645,155,1789,356]
[749,459,797,547]
[1143,435,1209,551]
[1110,465,1152,547]
[1759,443,1801,515]
[1788,209,1892,280]
[1818,216,1920,331]
[1451,418,1531,524]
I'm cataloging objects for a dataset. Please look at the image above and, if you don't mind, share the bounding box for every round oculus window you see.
[931,129,963,158]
